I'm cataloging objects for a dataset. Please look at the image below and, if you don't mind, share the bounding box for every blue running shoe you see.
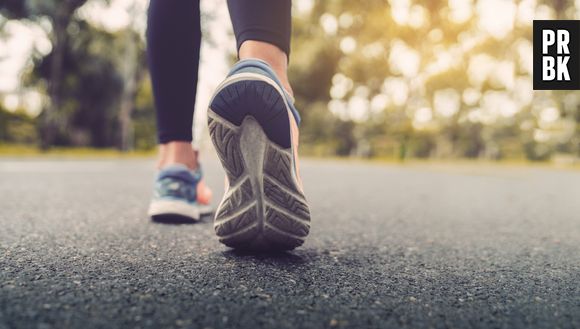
[148,164,212,223]
[208,59,311,250]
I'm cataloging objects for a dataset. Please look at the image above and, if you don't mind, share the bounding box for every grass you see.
[299,151,580,171]
[1,143,578,170]
[0,144,156,158]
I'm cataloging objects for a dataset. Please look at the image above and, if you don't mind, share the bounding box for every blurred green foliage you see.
[0,105,37,143]
[290,0,580,160]
[0,0,579,161]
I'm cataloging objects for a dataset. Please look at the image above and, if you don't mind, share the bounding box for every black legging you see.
[147,0,292,144]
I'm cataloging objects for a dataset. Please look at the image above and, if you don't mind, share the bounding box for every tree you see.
[1,0,105,149]
[290,0,580,160]
[26,18,149,148]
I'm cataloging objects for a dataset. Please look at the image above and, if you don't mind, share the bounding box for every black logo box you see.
[533,20,580,90]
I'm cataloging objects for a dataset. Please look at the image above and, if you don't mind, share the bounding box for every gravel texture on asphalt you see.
[1,158,579,329]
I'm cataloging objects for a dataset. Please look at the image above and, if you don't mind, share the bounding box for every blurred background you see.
[0,0,579,163]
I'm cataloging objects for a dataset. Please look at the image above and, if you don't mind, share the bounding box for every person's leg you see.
[146,0,212,222]
[208,0,311,250]
[147,0,201,170]
[227,0,293,95]
[238,41,292,96]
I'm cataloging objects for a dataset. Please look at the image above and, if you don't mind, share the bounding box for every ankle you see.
[239,40,293,96]
[157,141,198,170]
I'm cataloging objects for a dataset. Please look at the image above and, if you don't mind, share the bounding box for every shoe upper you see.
[226,58,301,126]
[153,164,202,205]
[214,58,304,192]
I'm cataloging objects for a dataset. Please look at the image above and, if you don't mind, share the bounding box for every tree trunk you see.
[118,31,139,151]
[40,5,69,150]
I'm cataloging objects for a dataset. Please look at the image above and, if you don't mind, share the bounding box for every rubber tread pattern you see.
[208,112,311,251]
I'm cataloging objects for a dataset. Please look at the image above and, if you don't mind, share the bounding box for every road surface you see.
[1,157,579,329]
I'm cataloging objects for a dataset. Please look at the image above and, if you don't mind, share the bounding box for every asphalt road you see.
[0,157,579,329]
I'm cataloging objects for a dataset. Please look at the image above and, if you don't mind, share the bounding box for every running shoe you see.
[207,58,311,251]
[148,163,213,223]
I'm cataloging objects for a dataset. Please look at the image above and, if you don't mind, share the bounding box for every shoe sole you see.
[208,79,311,251]
[148,199,200,223]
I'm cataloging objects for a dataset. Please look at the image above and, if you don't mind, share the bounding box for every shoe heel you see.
[208,110,310,251]
[209,78,292,149]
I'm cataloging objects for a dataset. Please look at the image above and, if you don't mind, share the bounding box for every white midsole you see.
[147,199,201,220]
[197,204,214,215]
